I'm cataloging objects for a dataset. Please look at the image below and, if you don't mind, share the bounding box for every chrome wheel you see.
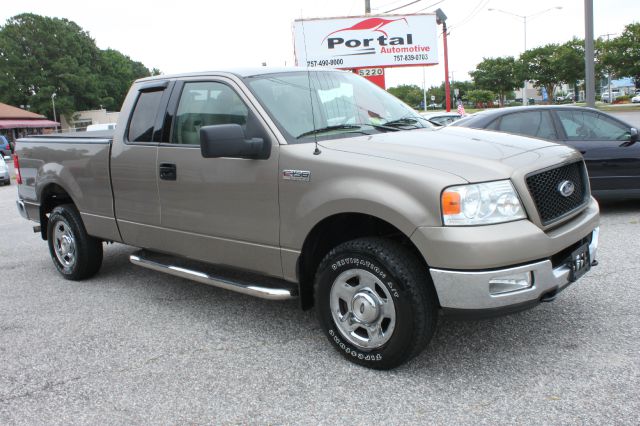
[53,221,76,268]
[330,268,396,350]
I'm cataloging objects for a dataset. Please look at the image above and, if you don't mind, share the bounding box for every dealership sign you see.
[293,14,438,69]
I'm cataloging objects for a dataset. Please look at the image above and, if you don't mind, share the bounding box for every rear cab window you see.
[127,81,171,143]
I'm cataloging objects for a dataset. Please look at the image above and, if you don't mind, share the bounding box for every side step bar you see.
[130,250,297,301]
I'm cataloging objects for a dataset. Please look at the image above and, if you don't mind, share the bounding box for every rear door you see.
[553,109,640,194]
[154,77,282,277]
[111,80,172,246]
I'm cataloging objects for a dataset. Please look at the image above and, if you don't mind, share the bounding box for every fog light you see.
[489,272,533,295]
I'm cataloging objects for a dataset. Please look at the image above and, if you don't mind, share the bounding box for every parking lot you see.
[1,150,639,424]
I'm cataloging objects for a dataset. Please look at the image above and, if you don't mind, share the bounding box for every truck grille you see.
[526,161,588,225]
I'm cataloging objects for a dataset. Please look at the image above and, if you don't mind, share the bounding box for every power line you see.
[448,0,490,31]
[413,0,446,13]
[385,0,423,13]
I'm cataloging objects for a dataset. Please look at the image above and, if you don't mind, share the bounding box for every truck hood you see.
[319,126,569,182]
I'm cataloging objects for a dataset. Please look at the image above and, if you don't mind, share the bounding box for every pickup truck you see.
[15,68,599,369]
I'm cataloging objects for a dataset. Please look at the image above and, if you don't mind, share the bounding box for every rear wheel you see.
[47,204,103,280]
[314,237,438,369]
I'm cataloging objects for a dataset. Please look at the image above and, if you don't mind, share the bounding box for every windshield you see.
[245,71,431,143]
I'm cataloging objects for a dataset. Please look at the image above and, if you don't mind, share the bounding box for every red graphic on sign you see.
[322,18,408,43]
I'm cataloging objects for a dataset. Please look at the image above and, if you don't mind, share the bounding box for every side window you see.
[128,90,164,142]
[557,110,630,141]
[172,82,249,145]
[497,111,557,140]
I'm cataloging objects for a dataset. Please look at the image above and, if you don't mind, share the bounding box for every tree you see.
[470,57,519,107]
[0,13,155,120]
[520,44,563,104]
[97,49,153,111]
[387,84,423,108]
[606,23,640,87]
[555,39,585,98]
[466,89,494,107]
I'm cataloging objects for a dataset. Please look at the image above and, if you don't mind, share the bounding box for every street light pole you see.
[51,93,58,133]
[488,6,562,106]
[584,0,595,107]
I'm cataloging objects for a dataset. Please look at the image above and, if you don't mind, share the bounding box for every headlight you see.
[441,180,526,226]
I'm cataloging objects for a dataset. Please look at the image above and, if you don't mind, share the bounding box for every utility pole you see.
[584,0,595,107]
[365,0,371,14]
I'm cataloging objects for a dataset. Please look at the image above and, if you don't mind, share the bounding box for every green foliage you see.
[470,57,519,107]
[606,23,640,86]
[466,89,495,106]
[519,44,563,104]
[0,13,155,119]
[98,49,151,111]
[387,84,423,107]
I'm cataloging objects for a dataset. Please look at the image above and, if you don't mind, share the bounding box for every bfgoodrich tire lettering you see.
[314,237,438,369]
[47,204,103,280]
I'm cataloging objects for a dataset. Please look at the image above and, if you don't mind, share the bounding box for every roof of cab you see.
[135,67,347,83]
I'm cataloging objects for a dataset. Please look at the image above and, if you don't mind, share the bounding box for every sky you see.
[1,0,638,91]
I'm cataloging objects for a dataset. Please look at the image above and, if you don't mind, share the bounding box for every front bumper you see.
[430,227,599,317]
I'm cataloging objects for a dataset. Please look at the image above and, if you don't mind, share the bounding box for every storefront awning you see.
[0,119,59,129]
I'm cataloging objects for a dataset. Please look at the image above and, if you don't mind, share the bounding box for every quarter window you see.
[128,90,164,142]
[172,82,249,145]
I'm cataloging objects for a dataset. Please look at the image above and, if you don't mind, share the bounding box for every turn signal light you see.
[441,191,461,215]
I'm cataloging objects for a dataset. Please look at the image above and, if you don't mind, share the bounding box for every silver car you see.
[0,157,10,185]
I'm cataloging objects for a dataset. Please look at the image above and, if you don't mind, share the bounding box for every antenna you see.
[300,16,321,155]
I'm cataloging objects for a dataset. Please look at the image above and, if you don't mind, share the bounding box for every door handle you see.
[159,163,177,181]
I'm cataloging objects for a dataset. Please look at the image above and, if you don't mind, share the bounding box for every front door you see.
[155,78,282,278]
[554,109,640,195]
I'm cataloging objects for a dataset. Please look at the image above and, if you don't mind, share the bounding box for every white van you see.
[86,123,117,131]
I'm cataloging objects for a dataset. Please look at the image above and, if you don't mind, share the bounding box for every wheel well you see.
[297,213,426,310]
[39,184,74,240]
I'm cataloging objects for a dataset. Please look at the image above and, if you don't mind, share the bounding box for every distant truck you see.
[14,68,599,369]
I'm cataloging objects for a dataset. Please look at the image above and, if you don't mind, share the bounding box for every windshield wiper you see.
[296,125,363,139]
[381,117,425,129]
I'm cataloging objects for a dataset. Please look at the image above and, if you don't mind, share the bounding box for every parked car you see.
[0,157,10,185]
[420,111,463,126]
[0,135,11,157]
[452,106,639,199]
[632,94,640,104]
[600,91,621,103]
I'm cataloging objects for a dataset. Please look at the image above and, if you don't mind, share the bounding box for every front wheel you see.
[47,204,103,280]
[314,237,438,369]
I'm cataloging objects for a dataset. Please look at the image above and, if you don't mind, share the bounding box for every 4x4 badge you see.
[282,170,311,182]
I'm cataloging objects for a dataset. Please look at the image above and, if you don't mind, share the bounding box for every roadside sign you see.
[293,14,439,69]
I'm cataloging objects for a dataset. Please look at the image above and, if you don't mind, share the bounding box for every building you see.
[0,103,59,143]
[60,108,119,131]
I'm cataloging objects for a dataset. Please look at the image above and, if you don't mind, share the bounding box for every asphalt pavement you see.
[1,130,640,424]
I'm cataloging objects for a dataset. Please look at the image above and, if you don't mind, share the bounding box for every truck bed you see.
[15,131,119,242]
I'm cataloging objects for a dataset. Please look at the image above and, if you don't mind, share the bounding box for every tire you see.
[314,237,438,369]
[47,204,103,280]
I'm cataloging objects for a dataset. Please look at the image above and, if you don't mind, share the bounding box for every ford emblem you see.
[557,180,576,197]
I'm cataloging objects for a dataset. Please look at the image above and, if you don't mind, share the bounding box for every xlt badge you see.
[282,169,311,182]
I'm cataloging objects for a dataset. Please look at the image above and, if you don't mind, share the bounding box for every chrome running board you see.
[130,250,297,301]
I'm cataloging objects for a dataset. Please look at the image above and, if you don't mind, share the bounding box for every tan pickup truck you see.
[15,68,599,369]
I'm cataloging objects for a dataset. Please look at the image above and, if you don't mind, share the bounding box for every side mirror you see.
[630,127,638,143]
[200,124,268,159]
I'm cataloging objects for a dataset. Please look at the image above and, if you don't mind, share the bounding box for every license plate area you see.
[567,242,590,282]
